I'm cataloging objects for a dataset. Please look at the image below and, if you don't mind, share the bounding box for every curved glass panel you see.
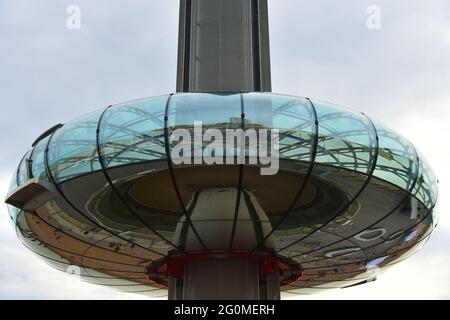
[287,231,366,267]
[373,121,418,191]
[168,92,242,163]
[15,212,153,284]
[48,110,103,183]
[383,233,433,269]
[431,199,439,227]
[169,92,241,126]
[274,100,377,253]
[8,170,17,194]
[7,170,20,223]
[98,95,180,250]
[320,175,411,241]
[167,93,243,250]
[167,92,242,180]
[285,180,409,258]
[243,93,315,161]
[56,173,171,256]
[7,205,21,224]
[31,136,50,179]
[15,211,72,271]
[353,194,428,249]
[312,100,377,174]
[24,204,161,272]
[17,150,31,185]
[241,93,316,230]
[362,214,434,262]
[276,162,370,243]
[33,198,161,263]
[414,151,438,209]
[99,95,169,168]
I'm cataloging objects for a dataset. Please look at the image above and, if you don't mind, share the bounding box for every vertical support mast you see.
[169,0,278,301]
[176,0,271,92]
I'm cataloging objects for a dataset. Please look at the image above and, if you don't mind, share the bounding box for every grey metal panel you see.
[258,0,272,91]
[183,258,260,300]
[174,188,274,252]
[265,271,281,300]
[177,0,271,92]
[176,0,189,92]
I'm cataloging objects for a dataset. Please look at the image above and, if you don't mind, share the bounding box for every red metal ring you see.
[145,249,303,287]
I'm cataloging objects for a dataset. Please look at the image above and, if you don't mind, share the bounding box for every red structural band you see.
[145,249,303,287]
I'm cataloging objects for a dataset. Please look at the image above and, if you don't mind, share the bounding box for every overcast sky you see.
[0,0,449,299]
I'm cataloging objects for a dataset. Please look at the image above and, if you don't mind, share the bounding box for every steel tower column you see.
[170,0,277,300]
[164,185,282,300]
[176,0,272,92]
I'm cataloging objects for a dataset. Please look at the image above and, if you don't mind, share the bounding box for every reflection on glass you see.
[99,96,168,168]
[244,93,315,161]
[31,136,50,179]
[431,199,440,226]
[8,205,21,223]
[48,111,102,183]
[415,151,438,209]
[168,92,242,163]
[7,170,20,222]
[15,211,70,270]
[17,150,31,185]
[312,100,376,174]
[8,171,17,194]
[373,121,418,191]
[169,92,241,127]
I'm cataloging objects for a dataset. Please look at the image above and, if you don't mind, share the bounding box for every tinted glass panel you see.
[243,93,315,161]
[8,171,17,194]
[373,121,418,191]
[415,151,438,209]
[99,96,168,168]
[240,93,315,233]
[8,205,21,223]
[168,92,242,163]
[48,111,102,183]
[7,171,20,223]
[31,136,50,179]
[17,150,31,185]
[312,100,376,174]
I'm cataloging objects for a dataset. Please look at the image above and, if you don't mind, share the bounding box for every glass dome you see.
[6,92,439,297]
